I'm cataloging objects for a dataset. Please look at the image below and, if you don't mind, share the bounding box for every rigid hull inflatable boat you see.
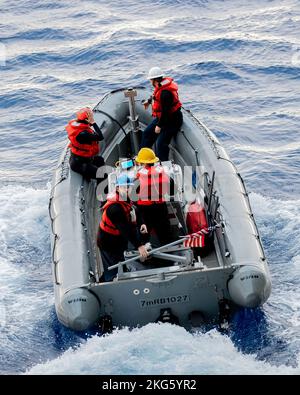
[49,87,271,331]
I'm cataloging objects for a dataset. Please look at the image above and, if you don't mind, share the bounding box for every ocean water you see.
[0,0,299,374]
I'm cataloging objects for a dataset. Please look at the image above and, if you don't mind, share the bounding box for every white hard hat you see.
[147,67,164,80]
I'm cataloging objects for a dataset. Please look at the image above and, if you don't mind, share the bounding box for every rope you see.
[181,130,195,151]
[94,109,127,137]
[183,109,221,159]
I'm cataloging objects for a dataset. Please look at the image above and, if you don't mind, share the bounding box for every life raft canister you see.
[136,165,170,206]
[152,77,182,118]
[66,120,99,157]
[100,194,135,236]
[185,202,208,247]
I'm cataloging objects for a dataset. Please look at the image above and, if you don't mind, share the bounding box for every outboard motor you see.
[218,299,231,331]
[156,308,179,325]
[188,311,205,327]
[99,314,113,334]
[228,265,271,308]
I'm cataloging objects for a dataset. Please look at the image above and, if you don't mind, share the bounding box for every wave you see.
[178,61,244,82]
[2,0,67,12]
[0,89,45,110]
[0,184,50,269]
[177,61,300,88]
[237,63,300,78]
[7,44,124,69]
[0,184,56,373]
[26,323,300,375]
[3,28,83,42]
[5,32,293,71]
[231,141,300,154]
[250,192,300,263]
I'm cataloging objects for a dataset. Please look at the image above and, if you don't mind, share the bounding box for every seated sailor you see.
[135,148,174,247]
[97,174,148,282]
[66,107,105,181]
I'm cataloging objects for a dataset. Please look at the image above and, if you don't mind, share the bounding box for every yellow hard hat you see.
[136,148,159,164]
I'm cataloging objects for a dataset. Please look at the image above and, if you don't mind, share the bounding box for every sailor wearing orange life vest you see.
[97,174,148,282]
[66,107,105,181]
[135,148,174,247]
[140,67,183,161]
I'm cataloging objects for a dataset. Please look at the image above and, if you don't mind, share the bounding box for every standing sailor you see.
[135,148,173,247]
[97,174,148,282]
[141,67,183,161]
[66,107,105,181]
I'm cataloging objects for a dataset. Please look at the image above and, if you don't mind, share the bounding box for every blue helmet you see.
[116,174,134,187]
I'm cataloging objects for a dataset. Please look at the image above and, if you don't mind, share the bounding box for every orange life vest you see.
[66,120,99,157]
[136,165,170,206]
[152,77,182,118]
[100,194,134,236]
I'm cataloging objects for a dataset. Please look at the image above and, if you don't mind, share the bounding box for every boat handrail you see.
[149,252,188,264]
[108,238,186,270]
[109,225,220,271]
